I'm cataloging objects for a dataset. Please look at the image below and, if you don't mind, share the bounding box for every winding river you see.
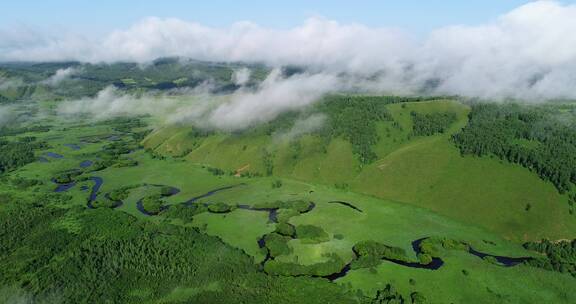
[257,233,531,282]
[237,205,279,223]
[85,177,104,209]
[319,237,530,281]
[54,181,76,192]
[79,160,93,168]
[136,185,181,215]
[182,184,246,207]
[51,171,532,282]
[328,201,363,213]
[45,152,64,159]
[468,246,531,266]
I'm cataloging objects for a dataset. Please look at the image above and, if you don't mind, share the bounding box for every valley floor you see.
[1,98,575,303]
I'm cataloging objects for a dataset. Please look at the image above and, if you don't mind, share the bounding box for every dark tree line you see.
[150,94,451,169]
[0,201,358,304]
[320,95,394,163]
[523,239,576,277]
[0,125,50,136]
[248,95,445,165]
[318,95,448,163]
[369,284,429,304]
[453,103,576,193]
[312,95,429,164]
[0,137,46,174]
[352,240,409,269]
[411,111,457,136]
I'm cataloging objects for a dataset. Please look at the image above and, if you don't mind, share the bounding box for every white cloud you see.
[232,68,251,86]
[43,67,80,86]
[206,69,338,130]
[56,71,339,130]
[0,105,15,127]
[1,1,575,100]
[0,77,24,90]
[414,0,576,100]
[273,114,327,143]
[57,86,181,120]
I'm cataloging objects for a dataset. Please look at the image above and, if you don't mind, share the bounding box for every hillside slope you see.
[144,99,575,241]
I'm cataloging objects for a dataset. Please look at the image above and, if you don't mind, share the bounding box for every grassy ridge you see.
[145,99,574,241]
[1,107,574,303]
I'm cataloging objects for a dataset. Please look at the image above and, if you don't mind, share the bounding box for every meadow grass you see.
[339,249,576,304]
[143,100,573,241]
[191,209,275,262]
[4,99,574,303]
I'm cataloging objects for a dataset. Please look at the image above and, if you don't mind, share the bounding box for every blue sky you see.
[0,0,554,34]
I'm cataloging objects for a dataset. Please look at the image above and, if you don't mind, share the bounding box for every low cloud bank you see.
[57,86,182,120]
[0,77,24,90]
[206,69,338,130]
[232,68,251,86]
[2,1,576,100]
[43,67,80,86]
[0,105,16,127]
[57,70,339,130]
[273,114,327,143]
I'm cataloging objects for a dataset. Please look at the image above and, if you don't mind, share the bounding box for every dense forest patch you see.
[317,95,442,164]
[523,239,576,277]
[453,103,576,195]
[0,199,358,304]
[0,137,46,174]
[411,111,457,136]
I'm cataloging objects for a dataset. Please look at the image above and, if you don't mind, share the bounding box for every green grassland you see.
[145,99,575,241]
[191,209,275,262]
[187,181,576,303]
[1,92,575,303]
[339,251,575,304]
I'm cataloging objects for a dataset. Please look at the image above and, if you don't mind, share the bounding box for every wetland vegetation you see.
[0,61,574,304]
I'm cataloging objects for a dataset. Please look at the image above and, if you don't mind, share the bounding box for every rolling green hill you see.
[144,98,576,241]
[1,61,575,303]
[0,111,574,303]
[0,59,270,102]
